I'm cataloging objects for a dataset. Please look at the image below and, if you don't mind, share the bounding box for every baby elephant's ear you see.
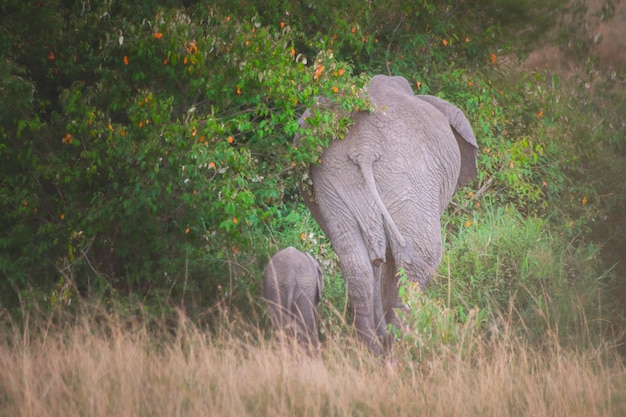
[417,95,478,189]
[305,252,324,302]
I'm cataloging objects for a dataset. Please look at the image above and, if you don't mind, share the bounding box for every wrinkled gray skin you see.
[263,246,325,349]
[297,75,478,355]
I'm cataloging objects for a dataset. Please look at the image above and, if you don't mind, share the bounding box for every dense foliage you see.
[1,0,624,346]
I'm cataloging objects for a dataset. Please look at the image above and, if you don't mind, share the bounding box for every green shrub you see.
[394,271,486,361]
[0,3,366,311]
[431,201,615,347]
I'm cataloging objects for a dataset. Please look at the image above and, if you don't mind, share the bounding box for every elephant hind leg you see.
[267,303,287,333]
[379,252,401,327]
[389,223,442,289]
[317,186,386,355]
[382,234,441,335]
[337,252,386,356]
[292,295,320,349]
[405,236,441,290]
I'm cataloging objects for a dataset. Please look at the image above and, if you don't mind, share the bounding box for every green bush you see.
[0,2,367,311]
[429,201,615,346]
[394,273,486,361]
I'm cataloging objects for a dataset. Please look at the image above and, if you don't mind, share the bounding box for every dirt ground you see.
[524,0,625,73]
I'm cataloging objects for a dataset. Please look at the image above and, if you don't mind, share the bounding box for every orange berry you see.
[186,41,198,54]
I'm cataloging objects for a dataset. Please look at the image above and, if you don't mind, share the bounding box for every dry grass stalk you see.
[0,310,624,417]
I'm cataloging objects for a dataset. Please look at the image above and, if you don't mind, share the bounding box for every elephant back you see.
[367,75,478,190]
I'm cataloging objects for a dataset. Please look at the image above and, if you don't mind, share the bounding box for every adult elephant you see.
[297,75,478,355]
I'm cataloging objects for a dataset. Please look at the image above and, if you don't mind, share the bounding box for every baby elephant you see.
[263,246,324,349]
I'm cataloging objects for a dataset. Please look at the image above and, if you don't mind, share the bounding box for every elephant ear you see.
[305,252,324,302]
[416,95,479,189]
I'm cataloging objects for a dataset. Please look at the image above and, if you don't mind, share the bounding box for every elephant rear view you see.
[263,246,324,349]
[297,75,479,355]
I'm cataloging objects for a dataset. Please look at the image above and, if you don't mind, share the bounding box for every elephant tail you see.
[358,161,407,249]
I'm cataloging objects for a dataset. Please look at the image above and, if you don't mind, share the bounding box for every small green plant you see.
[392,268,485,361]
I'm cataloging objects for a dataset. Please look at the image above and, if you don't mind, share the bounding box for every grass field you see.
[1,308,624,417]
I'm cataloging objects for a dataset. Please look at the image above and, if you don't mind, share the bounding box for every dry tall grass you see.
[1,309,624,417]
